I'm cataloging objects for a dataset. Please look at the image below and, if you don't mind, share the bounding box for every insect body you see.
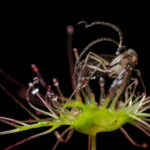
[74,21,140,100]
[75,47,139,99]
[76,47,138,80]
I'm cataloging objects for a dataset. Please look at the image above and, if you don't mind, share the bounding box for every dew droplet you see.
[28,82,33,87]
[142,93,146,96]
[33,77,39,84]
[53,78,59,87]
[99,77,105,87]
[135,80,138,85]
[32,88,39,95]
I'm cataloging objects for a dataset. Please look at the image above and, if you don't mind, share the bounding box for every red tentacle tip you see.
[35,111,41,116]
[81,78,86,84]
[53,78,59,87]
[47,85,52,90]
[99,77,105,87]
[91,93,95,98]
[137,71,141,76]
[12,120,17,124]
[73,48,78,54]
[33,77,39,84]
[31,64,39,73]
[137,91,141,96]
[109,90,113,95]
[142,143,148,148]
[107,66,111,70]
[100,77,104,81]
[67,25,74,35]
[101,87,105,93]
[79,97,82,101]
[35,77,39,81]
[28,119,33,124]
[135,80,139,85]
[124,71,129,75]
[142,93,146,96]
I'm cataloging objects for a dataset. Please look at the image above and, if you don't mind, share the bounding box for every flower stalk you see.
[91,135,96,150]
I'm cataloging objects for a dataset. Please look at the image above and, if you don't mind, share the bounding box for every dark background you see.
[0,3,150,150]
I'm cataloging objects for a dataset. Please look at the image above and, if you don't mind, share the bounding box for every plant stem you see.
[90,135,96,150]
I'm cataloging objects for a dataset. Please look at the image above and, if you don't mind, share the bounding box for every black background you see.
[0,3,150,150]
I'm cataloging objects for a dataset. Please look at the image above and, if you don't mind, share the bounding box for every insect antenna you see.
[78,21,123,47]
[76,21,124,66]
[76,37,119,64]
[73,37,119,87]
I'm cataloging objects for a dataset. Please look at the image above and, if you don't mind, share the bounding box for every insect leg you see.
[122,78,139,107]
[86,65,106,73]
[88,51,110,65]
[75,52,103,87]
[134,69,146,95]
[82,52,92,70]
[73,52,110,97]
[84,52,110,74]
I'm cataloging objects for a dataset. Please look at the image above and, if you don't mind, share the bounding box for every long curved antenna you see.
[78,21,123,47]
[77,37,119,62]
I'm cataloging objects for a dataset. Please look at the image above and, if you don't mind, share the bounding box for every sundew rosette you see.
[0,22,150,150]
[0,75,150,150]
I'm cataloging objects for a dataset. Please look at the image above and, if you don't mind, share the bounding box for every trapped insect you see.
[74,21,145,99]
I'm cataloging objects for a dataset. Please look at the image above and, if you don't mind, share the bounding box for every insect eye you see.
[128,52,133,58]
[116,45,127,55]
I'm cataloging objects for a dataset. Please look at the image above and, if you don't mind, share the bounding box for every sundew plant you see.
[0,21,150,150]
